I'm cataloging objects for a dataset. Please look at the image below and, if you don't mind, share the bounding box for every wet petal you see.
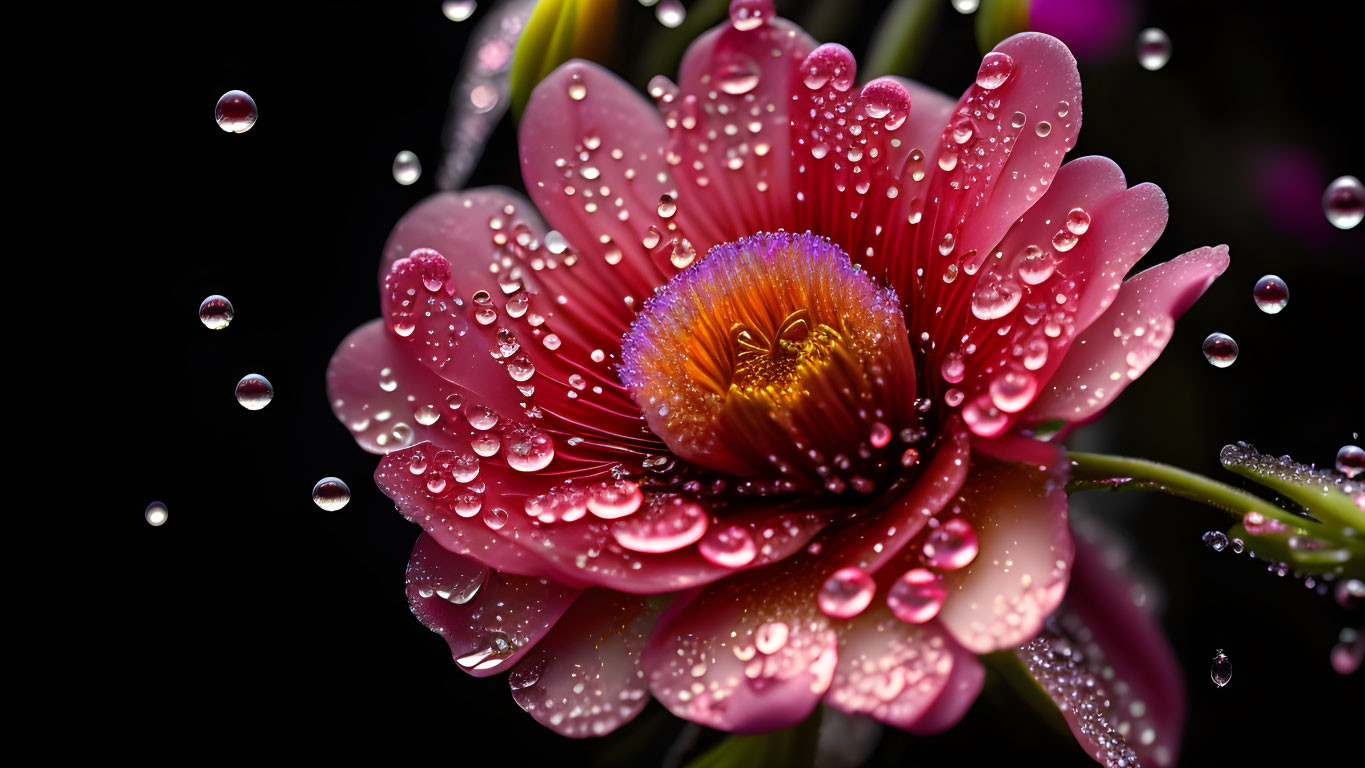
[1026,245,1230,425]
[822,606,982,732]
[934,451,1073,654]
[508,589,666,738]
[1017,538,1185,767]
[406,533,580,678]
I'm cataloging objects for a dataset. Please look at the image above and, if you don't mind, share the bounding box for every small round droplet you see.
[1252,275,1288,314]
[1034,121,1052,138]
[1065,207,1091,235]
[1336,444,1365,479]
[442,0,476,22]
[922,518,979,570]
[235,373,274,410]
[1210,649,1232,687]
[1137,28,1171,71]
[199,295,234,330]
[312,477,351,511]
[144,501,168,527]
[887,568,946,624]
[655,0,685,28]
[567,79,587,101]
[818,568,876,619]
[392,150,422,185]
[1322,175,1364,229]
[1201,333,1238,368]
[729,0,771,32]
[1201,530,1228,552]
[215,90,257,133]
[657,194,677,218]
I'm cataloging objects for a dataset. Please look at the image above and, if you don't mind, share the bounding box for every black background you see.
[101,0,1360,764]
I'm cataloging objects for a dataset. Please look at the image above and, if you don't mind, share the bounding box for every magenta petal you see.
[1027,244,1230,425]
[822,607,982,732]
[643,562,838,733]
[508,589,666,738]
[405,533,580,678]
[1018,538,1185,767]
[935,451,1074,654]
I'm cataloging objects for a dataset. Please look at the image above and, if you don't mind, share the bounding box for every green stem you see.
[1066,451,1365,558]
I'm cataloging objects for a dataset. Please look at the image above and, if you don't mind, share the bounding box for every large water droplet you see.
[1252,275,1288,314]
[441,0,476,22]
[1323,175,1364,229]
[887,568,946,624]
[922,518,979,570]
[1210,649,1232,687]
[1202,530,1228,552]
[859,79,911,130]
[504,428,555,472]
[975,51,1014,90]
[1201,333,1238,368]
[465,403,500,430]
[971,275,1022,320]
[951,0,980,12]
[989,370,1038,413]
[199,294,234,330]
[392,150,422,185]
[1137,28,1171,71]
[1336,444,1365,479]
[698,524,757,568]
[312,477,351,511]
[235,374,274,410]
[611,497,708,553]
[655,0,685,28]
[801,44,856,92]
[215,90,257,133]
[729,0,771,31]
[818,567,876,618]
[587,480,643,519]
[716,60,761,95]
[657,194,677,218]
[145,501,168,527]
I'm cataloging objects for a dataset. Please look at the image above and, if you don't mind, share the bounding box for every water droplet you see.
[975,51,1014,90]
[392,150,421,185]
[1336,445,1365,479]
[657,194,677,218]
[971,275,1022,320]
[199,294,234,330]
[1323,175,1364,229]
[951,0,980,13]
[887,568,946,624]
[471,433,501,457]
[235,374,274,410]
[655,0,685,28]
[1331,628,1363,675]
[1201,333,1238,368]
[922,518,979,570]
[312,477,351,511]
[699,524,757,568]
[504,428,555,472]
[1231,537,1245,554]
[567,78,587,101]
[1202,530,1228,552]
[1017,245,1055,285]
[1210,649,1232,687]
[465,403,500,430]
[1065,207,1091,235]
[818,567,876,618]
[1252,275,1288,314]
[611,497,708,553]
[442,0,476,22]
[483,506,508,530]
[801,44,856,92]
[215,90,257,133]
[670,238,697,269]
[716,60,761,95]
[1137,28,1172,71]
[145,501,168,527]
[859,79,911,130]
[587,480,643,519]
[729,0,771,31]
[869,422,892,449]
[1034,120,1052,138]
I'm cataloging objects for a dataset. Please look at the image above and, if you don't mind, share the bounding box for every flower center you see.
[620,232,922,492]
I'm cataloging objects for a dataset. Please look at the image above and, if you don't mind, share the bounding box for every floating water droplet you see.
[699,524,757,568]
[887,568,946,624]
[729,0,771,31]
[1230,537,1245,554]
[611,497,708,553]
[975,51,1014,90]
[1210,649,1232,687]
[215,90,257,133]
[818,567,876,618]
[441,0,476,22]
[312,477,351,511]
[199,294,234,330]
[1252,275,1288,314]
[1201,333,1238,368]
[235,374,274,410]
[392,150,421,185]
[1336,444,1365,479]
[655,0,685,28]
[1323,175,1364,229]
[951,0,979,13]
[1202,530,1228,552]
[1137,28,1172,71]
[922,518,979,570]
[145,501,168,527]
[1331,628,1363,675]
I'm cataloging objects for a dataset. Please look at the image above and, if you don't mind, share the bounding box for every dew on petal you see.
[887,568,946,624]
[975,51,1014,90]
[587,480,643,519]
[1323,175,1364,229]
[1201,333,1239,368]
[922,518,979,570]
[465,403,500,430]
[235,374,274,410]
[729,0,771,31]
[504,427,555,472]
[1336,444,1365,479]
[818,567,876,619]
[1210,649,1232,687]
[1137,28,1172,71]
[215,89,257,133]
[392,150,422,185]
[441,0,476,22]
[483,506,509,530]
[1252,275,1289,314]
[312,477,351,511]
[698,524,758,568]
[610,497,708,553]
[145,501,168,527]
[801,43,856,92]
[199,294,234,330]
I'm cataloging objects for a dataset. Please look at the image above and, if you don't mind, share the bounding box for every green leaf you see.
[683,710,821,768]
[1219,442,1365,534]
[975,0,1031,55]
[864,0,943,78]
[510,0,619,118]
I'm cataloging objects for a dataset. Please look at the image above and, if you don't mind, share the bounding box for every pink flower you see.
[327,0,1220,759]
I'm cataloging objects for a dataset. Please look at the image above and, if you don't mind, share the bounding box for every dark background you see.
[101,0,1360,763]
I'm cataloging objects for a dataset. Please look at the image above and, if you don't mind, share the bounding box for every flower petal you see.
[822,606,983,733]
[1026,244,1230,425]
[1016,537,1185,767]
[508,589,666,738]
[405,533,580,678]
[933,450,1074,654]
